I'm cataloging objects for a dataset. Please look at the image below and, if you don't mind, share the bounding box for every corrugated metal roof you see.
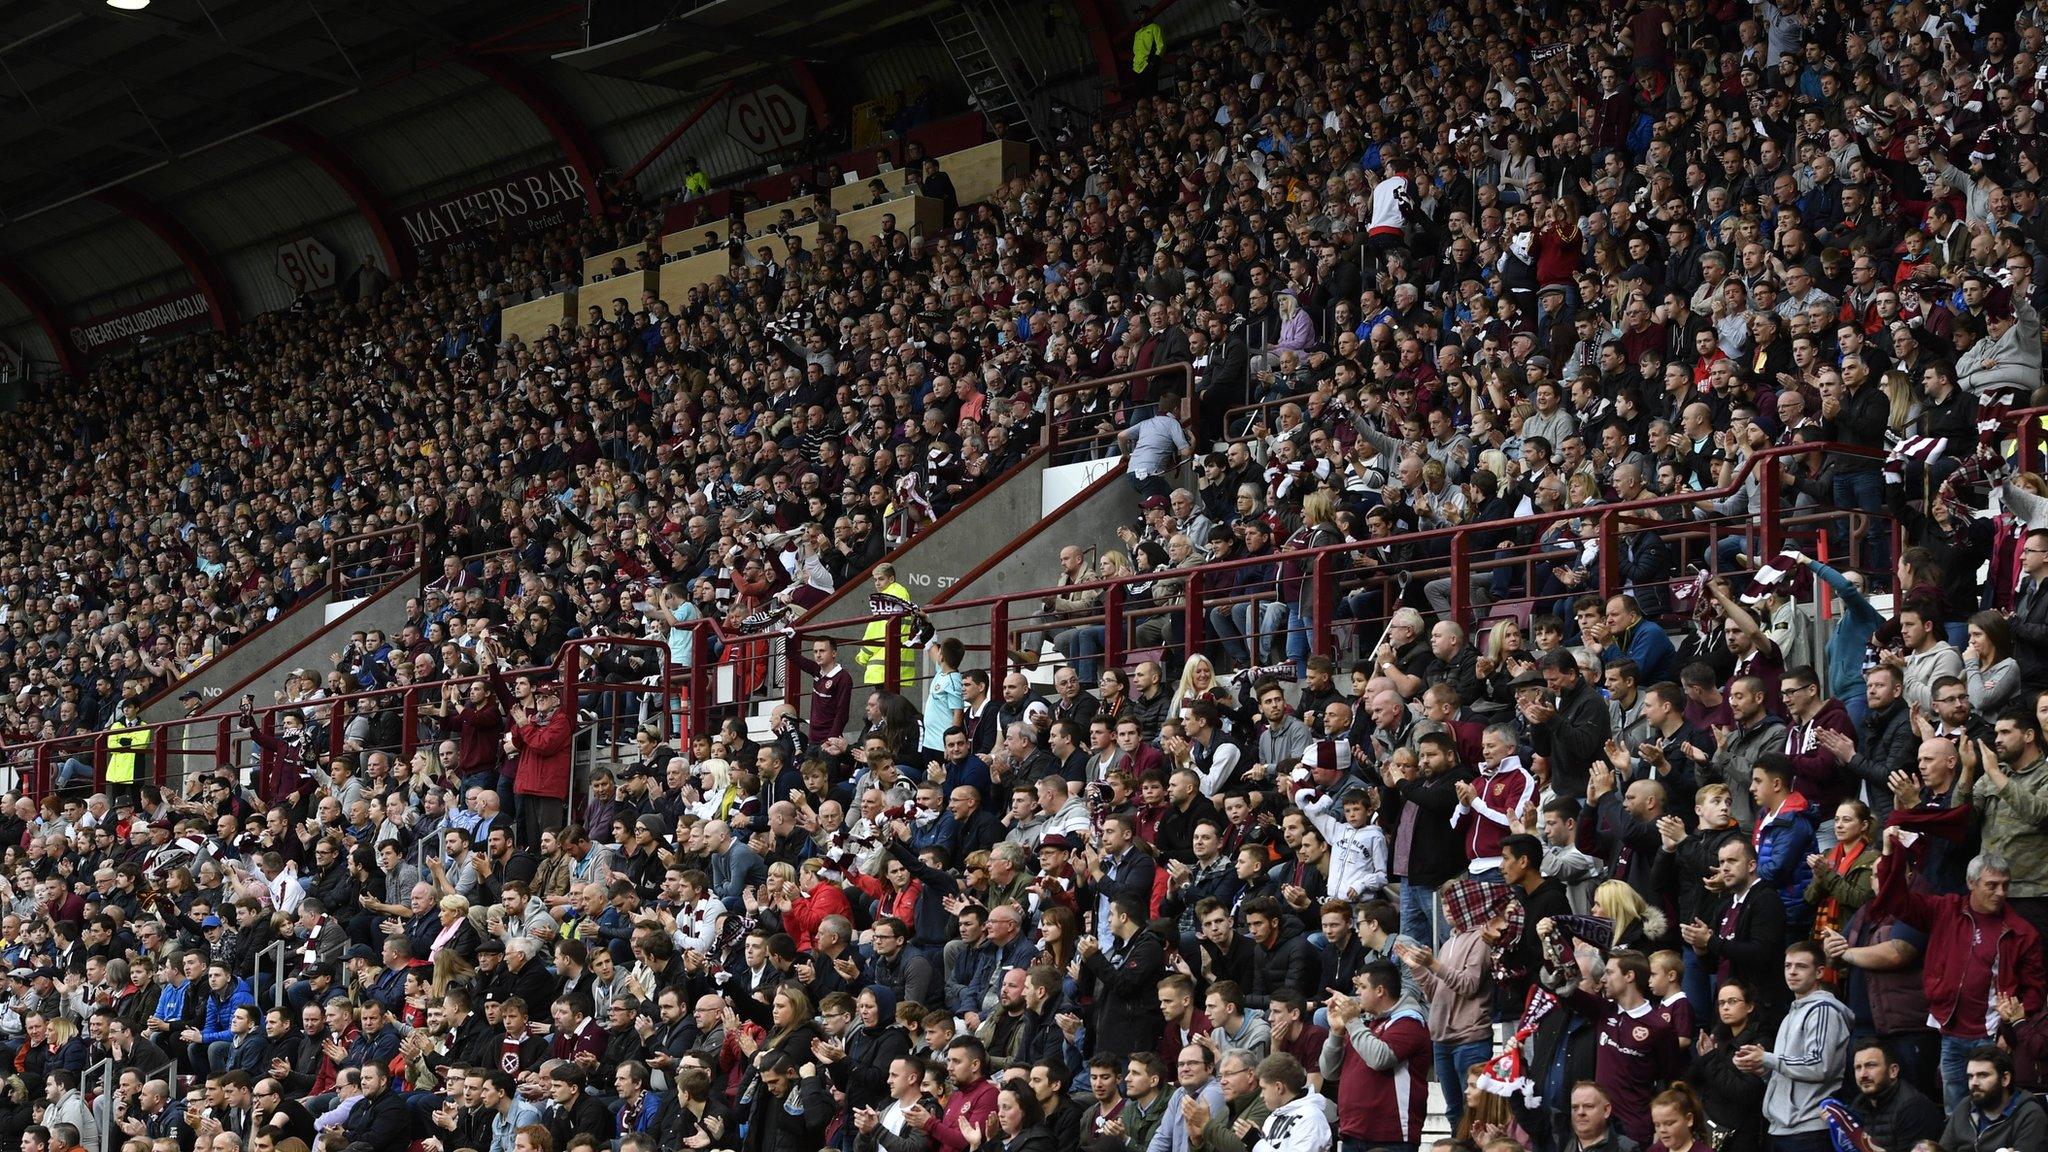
[13,203,184,318]
[338,78,555,206]
[0,0,1251,357]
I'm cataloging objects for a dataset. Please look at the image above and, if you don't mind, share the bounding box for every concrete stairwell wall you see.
[145,573,424,728]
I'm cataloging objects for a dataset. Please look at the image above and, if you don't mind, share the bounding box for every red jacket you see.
[1329,1009,1431,1143]
[1784,698,1859,813]
[926,1074,998,1152]
[511,706,573,800]
[1870,850,2047,1034]
[783,881,851,952]
[249,726,307,805]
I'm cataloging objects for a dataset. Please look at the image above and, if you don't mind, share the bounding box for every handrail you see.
[129,522,427,716]
[793,444,1053,621]
[1220,392,1316,439]
[927,454,1135,606]
[7,634,673,804]
[330,521,425,598]
[84,1053,117,1152]
[261,938,289,1008]
[1045,362,1195,456]
[810,440,1887,629]
[798,362,1198,624]
[767,439,1889,683]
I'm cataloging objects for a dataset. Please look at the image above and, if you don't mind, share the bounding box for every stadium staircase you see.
[708,366,1193,745]
[134,523,427,730]
[933,1,1048,147]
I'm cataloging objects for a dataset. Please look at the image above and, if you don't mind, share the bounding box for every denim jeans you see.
[1285,602,1312,677]
[1436,1039,1495,1131]
[57,756,93,788]
[1399,883,1448,949]
[1052,626,1102,682]
[1941,1033,1989,1110]
[1681,947,1714,1030]
[1829,469,1888,574]
[1840,688,1869,731]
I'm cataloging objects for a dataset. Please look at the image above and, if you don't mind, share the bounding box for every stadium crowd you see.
[9,3,2048,1152]
[0,129,1026,779]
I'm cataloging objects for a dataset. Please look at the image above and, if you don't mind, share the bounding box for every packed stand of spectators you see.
[0,104,1119,778]
[13,4,2048,1152]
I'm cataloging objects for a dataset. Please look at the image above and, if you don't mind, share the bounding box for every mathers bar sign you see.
[397,162,586,257]
[71,290,213,355]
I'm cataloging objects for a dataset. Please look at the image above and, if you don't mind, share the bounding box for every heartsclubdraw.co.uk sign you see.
[395,162,587,259]
[70,290,214,356]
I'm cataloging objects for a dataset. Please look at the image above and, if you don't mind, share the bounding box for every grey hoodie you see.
[1762,989,1852,1134]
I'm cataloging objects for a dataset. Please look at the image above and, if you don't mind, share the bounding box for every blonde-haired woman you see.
[1593,879,1668,951]
[1281,491,1346,675]
[1472,618,1527,713]
[690,758,736,821]
[1168,653,1249,733]
[1878,369,1921,436]
[429,893,479,993]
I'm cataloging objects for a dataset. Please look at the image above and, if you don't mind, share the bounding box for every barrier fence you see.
[15,405,2048,795]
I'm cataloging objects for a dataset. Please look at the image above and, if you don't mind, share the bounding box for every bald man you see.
[1590,744,1669,911]
[948,787,1005,859]
[705,820,766,912]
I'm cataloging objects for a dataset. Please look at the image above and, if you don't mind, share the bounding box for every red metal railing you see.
[754,439,1895,704]
[1046,363,1195,462]
[10,636,672,807]
[29,406,2046,775]
[331,522,425,598]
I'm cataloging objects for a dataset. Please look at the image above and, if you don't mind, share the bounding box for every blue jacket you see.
[223,1033,271,1074]
[1756,798,1818,930]
[152,977,194,1027]
[615,1090,666,1135]
[1602,618,1676,686]
[1813,560,1884,702]
[198,980,256,1044]
[346,1022,402,1070]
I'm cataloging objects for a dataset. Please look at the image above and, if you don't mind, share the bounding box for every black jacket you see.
[1509,878,1572,1000]
[1846,699,1916,826]
[1652,826,1743,928]
[1851,1076,1946,1152]
[2012,574,2048,691]
[1687,1021,1767,1152]
[1080,928,1167,1061]
[1389,769,1470,887]
[1529,679,1611,800]
[999,1125,1056,1152]
[1313,933,1370,1006]
[742,1069,833,1152]
[1246,917,1318,1009]
[341,1085,415,1152]
[1696,885,1790,1018]
[836,1023,912,1113]
[1823,381,1891,472]
[440,1015,503,1071]
[544,1091,615,1151]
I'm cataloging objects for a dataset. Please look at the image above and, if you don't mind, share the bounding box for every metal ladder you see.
[932,2,1046,148]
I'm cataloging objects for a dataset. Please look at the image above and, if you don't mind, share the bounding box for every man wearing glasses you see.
[1149,1043,1226,1152]
[1780,666,1858,850]
[2011,530,2048,692]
